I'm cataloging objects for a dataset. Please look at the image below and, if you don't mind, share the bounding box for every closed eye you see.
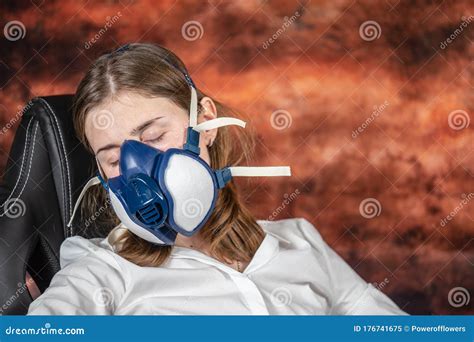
[143,133,165,144]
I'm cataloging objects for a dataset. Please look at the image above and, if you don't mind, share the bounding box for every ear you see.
[197,96,218,146]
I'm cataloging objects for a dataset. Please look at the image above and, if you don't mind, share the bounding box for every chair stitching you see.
[0,118,33,208]
[37,98,72,235]
[0,121,38,216]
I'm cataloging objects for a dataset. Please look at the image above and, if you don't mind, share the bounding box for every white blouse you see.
[27,218,407,315]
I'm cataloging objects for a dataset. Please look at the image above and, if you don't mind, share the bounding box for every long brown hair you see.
[72,43,264,267]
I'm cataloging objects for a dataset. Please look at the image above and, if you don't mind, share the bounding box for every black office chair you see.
[0,95,101,315]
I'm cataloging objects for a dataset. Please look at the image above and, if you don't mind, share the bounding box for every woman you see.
[27,43,406,315]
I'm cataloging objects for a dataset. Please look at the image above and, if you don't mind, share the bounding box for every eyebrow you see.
[95,115,164,156]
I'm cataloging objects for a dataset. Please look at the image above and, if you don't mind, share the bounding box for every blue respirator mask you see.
[68,56,291,246]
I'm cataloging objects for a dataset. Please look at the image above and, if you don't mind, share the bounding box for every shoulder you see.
[59,234,126,276]
[256,217,326,250]
[28,235,128,315]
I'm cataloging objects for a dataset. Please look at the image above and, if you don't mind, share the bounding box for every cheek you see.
[100,164,119,181]
[170,116,191,148]
[105,167,120,179]
[171,125,188,148]
[154,125,188,151]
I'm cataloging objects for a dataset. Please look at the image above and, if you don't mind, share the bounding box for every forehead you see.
[85,91,187,153]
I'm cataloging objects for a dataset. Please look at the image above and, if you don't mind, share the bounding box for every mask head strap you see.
[161,55,200,155]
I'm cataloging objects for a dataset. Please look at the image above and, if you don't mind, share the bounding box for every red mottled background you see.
[0,0,473,314]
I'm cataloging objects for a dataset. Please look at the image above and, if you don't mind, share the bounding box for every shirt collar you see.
[100,223,127,252]
[102,221,284,274]
[244,231,281,273]
[170,229,282,274]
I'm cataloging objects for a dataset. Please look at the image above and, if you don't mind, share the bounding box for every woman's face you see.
[85,91,217,179]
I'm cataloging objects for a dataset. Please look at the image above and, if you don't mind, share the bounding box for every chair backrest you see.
[0,95,98,315]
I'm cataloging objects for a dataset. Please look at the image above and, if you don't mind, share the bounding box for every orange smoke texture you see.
[0,0,473,314]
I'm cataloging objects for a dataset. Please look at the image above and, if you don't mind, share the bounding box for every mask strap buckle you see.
[215,168,232,188]
[96,171,108,191]
[183,127,200,155]
[214,166,292,189]
[95,156,109,190]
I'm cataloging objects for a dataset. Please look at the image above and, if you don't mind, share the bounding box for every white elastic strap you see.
[189,86,198,128]
[193,117,246,132]
[66,176,101,228]
[229,166,291,177]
